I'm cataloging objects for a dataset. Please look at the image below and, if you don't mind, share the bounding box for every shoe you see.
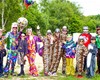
[50,73,57,76]
[11,73,16,76]
[48,72,52,76]
[44,72,48,76]
[62,71,65,75]
[4,73,8,78]
[77,75,83,78]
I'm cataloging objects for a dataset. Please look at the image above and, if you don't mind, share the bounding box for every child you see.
[86,37,98,78]
[76,36,88,78]
[0,29,6,76]
[63,34,76,76]
[17,33,28,76]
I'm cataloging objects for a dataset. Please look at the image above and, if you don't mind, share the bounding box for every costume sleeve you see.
[83,46,88,56]
[24,40,28,55]
[5,32,10,38]
[2,49,6,57]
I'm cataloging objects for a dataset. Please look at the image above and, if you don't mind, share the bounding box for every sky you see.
[35,0,100,16]
[70,0,100,16]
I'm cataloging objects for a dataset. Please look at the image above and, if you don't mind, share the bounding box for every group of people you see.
[0,17,100,79]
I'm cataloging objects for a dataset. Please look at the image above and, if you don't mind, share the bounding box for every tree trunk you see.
[2,0,4,29]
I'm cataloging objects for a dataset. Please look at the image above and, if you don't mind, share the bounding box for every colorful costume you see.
[4,32,19,74]
[96,35,100,73]
[26,35,38,76]
[76,44,88,75]
[0,37,6,75]
[80,32,92,71]
[17,38,28,76]
[86,43,97,77]
[63,38,76,75]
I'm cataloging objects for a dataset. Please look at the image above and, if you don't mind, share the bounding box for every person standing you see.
[76,37,88,78]
[80,26,92,71]
[63,34,76,76]
[26,28,38,77]
[86,37,97,78]
[17,33,28,76]
[49,28,61,76]
[4,22,19,76]
[60,26,68,75]
[0,29,6,77]
[96,26,100,74]
[43,30,54,76]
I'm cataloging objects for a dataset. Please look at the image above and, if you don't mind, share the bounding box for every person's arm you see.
[2,49,6,57]
[83,46,88,56]
[24,40,28,55]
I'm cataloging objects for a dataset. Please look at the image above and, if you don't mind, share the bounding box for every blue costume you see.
[4,31,19,75]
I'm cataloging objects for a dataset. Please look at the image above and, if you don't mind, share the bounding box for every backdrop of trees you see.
[0,0,100,35]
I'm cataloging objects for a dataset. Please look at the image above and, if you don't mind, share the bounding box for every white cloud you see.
[70,0,100,16]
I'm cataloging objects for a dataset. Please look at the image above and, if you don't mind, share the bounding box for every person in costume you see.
[43,30,54,76]
[49,28,62,76]
[86,36,97,78]
[80,26,92,71]
[60,26,68,75]
[63,34,76,76]
[76,36,88,78]
[0,29,6,77]
[35,25,43,56]
[17,33,28,76]
[4,22,19,76]
[96,26,100,74]
[26,28,38,77]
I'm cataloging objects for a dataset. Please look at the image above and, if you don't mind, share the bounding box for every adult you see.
[80,26,92,71]
[26,28,38,77]
[60,26,68,74]
[49,28,61,76]
[4,22,19,76]
[96,26,100,74]
[43,30,54,76]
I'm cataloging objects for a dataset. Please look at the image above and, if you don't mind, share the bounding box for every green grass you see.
[0,72,100,80]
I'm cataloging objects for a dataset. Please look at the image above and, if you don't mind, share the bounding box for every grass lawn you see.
[0,54,100,80]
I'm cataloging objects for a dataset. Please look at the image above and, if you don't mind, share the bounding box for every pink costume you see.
[26,35,38,76]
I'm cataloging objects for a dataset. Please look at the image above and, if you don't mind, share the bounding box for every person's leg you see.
[97,49,100,73]
[11,51,17,75]
[0,63,3,74]
[43,54,49,76]
[4,50,12,75]
[70,58,75,75]
[66,58,70,75]
[27,53,38,76]
[83,56,87,72]
[62,49,66,74]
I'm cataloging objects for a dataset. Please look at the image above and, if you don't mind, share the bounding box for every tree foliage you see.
[0,0,100,34]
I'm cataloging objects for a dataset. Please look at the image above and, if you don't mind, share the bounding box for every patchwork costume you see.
[80,31,92,71]
[63,38,76,75]
[0,37,6,75]
[4,31,19,74]
[26,35,38,76]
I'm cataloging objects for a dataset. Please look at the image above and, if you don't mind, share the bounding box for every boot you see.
[18,65,25,76]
